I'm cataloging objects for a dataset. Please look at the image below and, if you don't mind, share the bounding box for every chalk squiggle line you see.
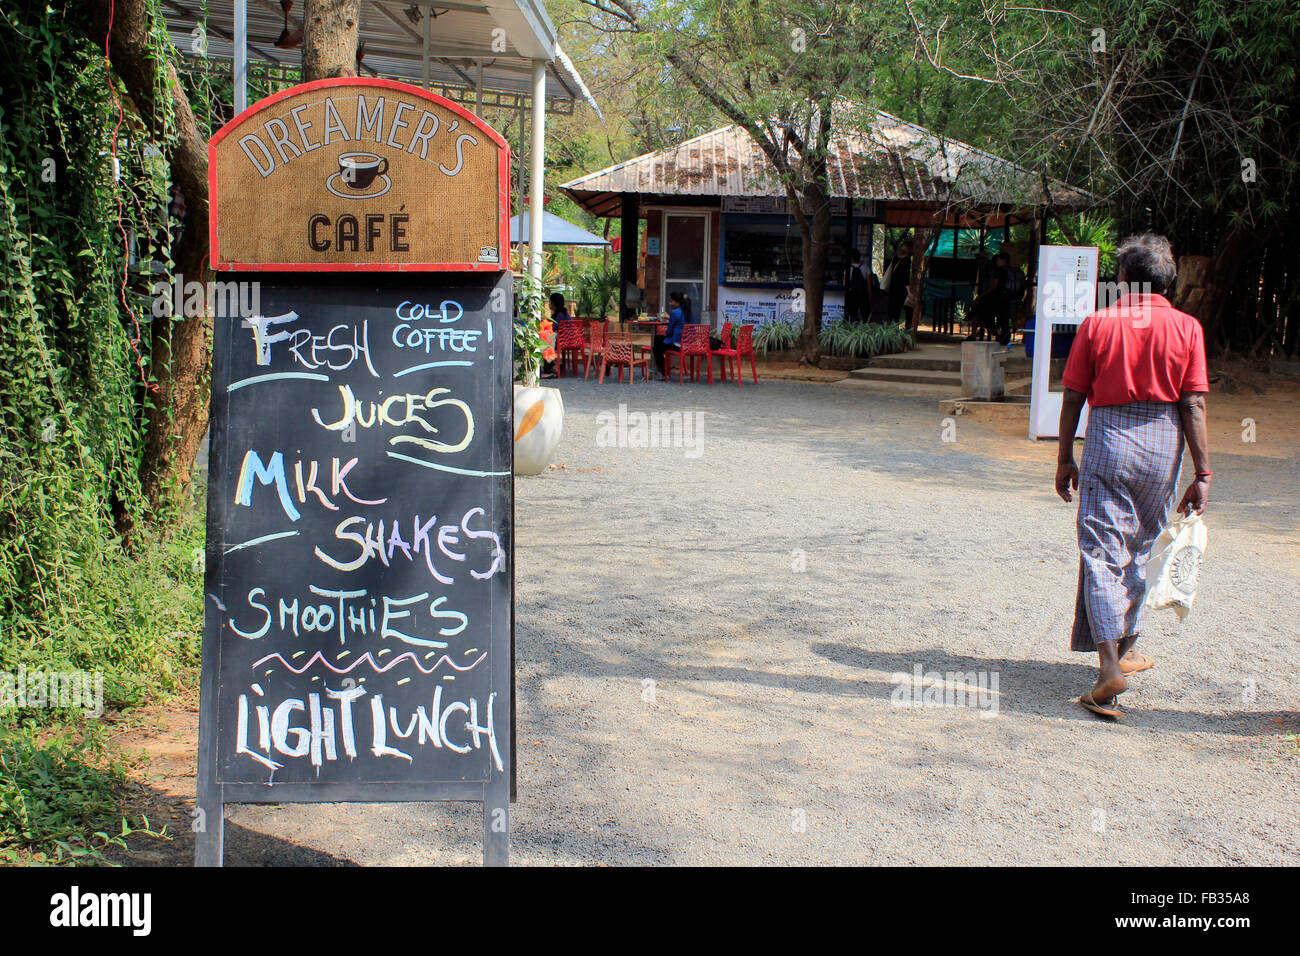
[252,650,486,676]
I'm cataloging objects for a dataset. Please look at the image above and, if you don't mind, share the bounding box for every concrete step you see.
[867,353,961,372]
[1005,375,1034,396]
[833,377,961,398]
[849,367,963,386]
[867,353,1031,374]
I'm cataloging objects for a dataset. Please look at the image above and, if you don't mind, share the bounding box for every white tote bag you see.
[1142,512,1207,621]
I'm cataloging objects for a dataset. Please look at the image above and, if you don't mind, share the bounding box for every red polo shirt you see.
[1062,293,1208,407]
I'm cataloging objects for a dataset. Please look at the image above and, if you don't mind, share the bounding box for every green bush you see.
[0,723,163,864]
[818,320,914,359]
[753,319,802,354]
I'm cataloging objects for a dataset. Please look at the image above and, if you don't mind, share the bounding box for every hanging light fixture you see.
[274,0,303,50]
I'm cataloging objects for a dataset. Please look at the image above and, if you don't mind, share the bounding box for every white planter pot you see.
[513,384,564,475]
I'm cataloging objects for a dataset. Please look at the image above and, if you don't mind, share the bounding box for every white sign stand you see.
[1029,245,1100,440]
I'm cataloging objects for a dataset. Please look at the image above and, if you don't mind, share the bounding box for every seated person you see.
[541,292,569,377]
[651,290,690,380]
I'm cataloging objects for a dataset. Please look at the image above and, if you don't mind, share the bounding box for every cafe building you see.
[560,111,1093,328]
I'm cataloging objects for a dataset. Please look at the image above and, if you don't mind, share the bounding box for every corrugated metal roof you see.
[561,110,1094,214]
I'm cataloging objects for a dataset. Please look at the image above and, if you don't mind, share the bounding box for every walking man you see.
[1054,234,1212,719]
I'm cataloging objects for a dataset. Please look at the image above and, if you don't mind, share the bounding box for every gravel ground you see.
[221,376,1300,865]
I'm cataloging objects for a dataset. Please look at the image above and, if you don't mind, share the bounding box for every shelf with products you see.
[720,213,855,289]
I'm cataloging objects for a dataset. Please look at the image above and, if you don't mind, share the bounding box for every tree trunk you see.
[302,0,360,81]
[1283,258,1300,357]
[1190,222,1261,355]
[797,183,830,365]
[906,227,933,332]
[90,0,212,518]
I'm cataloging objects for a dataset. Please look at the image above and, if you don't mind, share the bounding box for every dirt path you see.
[116,374,1300,865]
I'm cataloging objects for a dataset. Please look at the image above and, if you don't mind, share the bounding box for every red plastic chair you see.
[709,322,733,382]
[736,324,757,384]
[666,324,713,384]
[599,333,650,384]
[584,320,609,380]
[555,318,585,377]
[711,324,756,387]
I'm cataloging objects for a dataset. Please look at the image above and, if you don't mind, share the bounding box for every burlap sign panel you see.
[212,82,506,270]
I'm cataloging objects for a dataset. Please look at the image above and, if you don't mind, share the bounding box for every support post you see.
[619,194,638,321]
[234,0,247,113]
[422,5,431,88]
[528,59,546,286]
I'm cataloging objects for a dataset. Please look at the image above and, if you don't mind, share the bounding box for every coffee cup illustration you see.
[338,152,388,190]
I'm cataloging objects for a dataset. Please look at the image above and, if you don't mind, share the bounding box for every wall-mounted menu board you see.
[198,79,514,867]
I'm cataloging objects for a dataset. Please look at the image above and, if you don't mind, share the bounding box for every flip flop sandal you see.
[1121,653,1155,675]
[1079,691,1124,719]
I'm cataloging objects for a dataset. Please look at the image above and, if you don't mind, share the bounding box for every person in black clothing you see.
[885,239,913,325]
[842,248,863,323]
[965,251,994,341]
[843,249,874,323]
[970,252,1026,345]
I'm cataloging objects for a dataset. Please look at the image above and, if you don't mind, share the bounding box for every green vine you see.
[0,3,203,862]
[513,270,547,386]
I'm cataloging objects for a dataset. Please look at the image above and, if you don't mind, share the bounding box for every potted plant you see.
[575,265,620,322]
[512,270,565,475]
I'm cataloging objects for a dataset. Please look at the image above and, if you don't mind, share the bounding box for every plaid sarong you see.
[1070,401,1184,651]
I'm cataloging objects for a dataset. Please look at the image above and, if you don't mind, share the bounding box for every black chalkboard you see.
[196,273,513,861]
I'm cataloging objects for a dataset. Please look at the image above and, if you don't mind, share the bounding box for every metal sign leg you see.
[483,779,510,866]
[195,783,225,867]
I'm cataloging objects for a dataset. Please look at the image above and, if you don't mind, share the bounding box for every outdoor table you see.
[625,318,669,377]
[624,319,663,336]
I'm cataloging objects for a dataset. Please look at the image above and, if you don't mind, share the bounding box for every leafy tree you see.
[576,0,903,363]
[920,0,1300,354]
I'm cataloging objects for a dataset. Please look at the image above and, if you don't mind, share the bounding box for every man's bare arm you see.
[1175,390,1211,513]
[1055,387,1087,502]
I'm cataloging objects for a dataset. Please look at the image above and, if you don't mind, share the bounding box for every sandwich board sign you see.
[1028,244,1099,440]
[197,79,514,866]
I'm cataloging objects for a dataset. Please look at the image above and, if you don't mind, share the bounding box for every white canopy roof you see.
[161,0,598,114]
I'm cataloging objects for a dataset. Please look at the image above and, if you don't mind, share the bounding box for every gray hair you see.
[1115,234,1176,294]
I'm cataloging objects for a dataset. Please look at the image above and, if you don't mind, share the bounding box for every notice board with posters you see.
[1029,244,1099,440]
[197,79,514,866]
